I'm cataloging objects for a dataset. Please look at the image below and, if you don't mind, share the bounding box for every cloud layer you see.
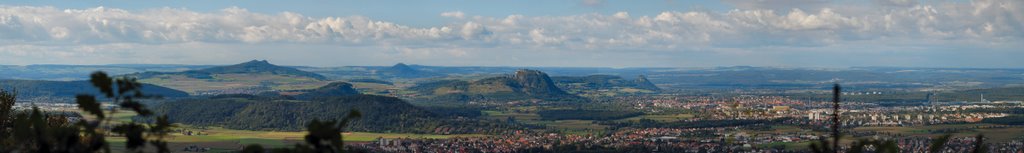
[0,0,1021,67]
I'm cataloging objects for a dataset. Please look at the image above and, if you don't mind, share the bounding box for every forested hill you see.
[511,69,569,96]
[409,69,581,102]
[288,82,361,100]
[0,80,189,101]
[153,94,483,133]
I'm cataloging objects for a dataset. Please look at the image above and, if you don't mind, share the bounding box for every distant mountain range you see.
[0,80,189,102]
[0,64,213,81]
[5,62,1024,91]
[133,60,327,80]
[127,60,330,94]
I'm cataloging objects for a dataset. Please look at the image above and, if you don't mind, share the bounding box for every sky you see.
[0,0,1021,68]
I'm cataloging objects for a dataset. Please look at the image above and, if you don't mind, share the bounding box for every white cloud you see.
[874,0,918,8]
[612,12,630,19]
[0,0,1021,67]
[580,0,606,7]
[721,0,832,12]
[440,11,465,19]
[459,21,491,40]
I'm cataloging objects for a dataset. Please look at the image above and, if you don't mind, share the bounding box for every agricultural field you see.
[89,110,486,152]
[616,113,695,122]
[106,126,485,152]
[482,110,542,121]
[349,82,399,95]
[541,120,607,131]
[482,110,607,134]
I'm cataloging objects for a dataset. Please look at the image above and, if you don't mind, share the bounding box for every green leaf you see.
[76,95,105,120]
[89,72,114,98]
[112,123,147,150]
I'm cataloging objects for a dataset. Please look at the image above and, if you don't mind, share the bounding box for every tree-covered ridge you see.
[153,94,526,134]
[510,69,569,96]
[288,82,361,100]
[0,79,189,101]
[408,69,579,103]
[154,95,431,131]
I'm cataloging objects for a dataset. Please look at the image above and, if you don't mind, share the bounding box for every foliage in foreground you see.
[0,72,172,152]
[1,71,366,153]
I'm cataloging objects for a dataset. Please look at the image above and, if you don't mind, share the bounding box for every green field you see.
[757,141,813,151]
[482,109,608,135]
[617,113,695,122]
[105,126,486,152]
[482,110,542,120]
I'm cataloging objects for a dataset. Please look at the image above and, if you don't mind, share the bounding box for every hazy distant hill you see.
[647,66,1024,90]
[7,62,1024,91]
[128,60,330,94]
[134,60,326,80]
[377,63,444,79]
[552,74,661,91]
[0,80,189,102]
[195,60,327,80]
[410,69,578,102]
[634,75,661,91]
[785,86,1024,105]
[0,64,210,81]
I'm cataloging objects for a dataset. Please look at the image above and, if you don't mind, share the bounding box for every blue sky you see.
[1,0,732,26]
[0,0,1021,68]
